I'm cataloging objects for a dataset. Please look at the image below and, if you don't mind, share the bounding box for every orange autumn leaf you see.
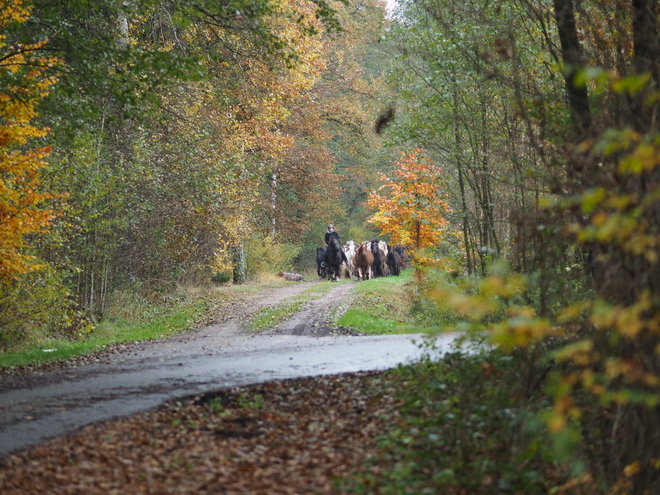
[0,0,62,280]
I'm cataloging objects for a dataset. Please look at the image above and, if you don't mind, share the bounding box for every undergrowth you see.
[341,348,605,494]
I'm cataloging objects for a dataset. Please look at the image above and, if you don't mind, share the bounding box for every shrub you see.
[210,271,232,285]
[0,266,92,351]
[244,236,301,280]
[343,349,581,494]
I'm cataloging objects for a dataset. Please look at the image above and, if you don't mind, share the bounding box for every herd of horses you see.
[316,239,408,282]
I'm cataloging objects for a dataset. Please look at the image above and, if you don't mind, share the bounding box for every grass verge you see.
[0,285,245,370]
[0,304,201,369]
[0,270,454,367]
[336,269,451,335]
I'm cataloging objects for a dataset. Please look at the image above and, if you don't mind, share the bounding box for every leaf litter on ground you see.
[0,371,402,495]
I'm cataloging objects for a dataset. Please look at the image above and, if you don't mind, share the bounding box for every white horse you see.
[342,240,357,278]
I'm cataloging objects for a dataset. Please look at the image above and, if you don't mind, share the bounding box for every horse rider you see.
[325,224,348,265]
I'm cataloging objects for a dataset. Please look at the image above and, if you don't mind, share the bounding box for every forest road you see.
[0,278,458,459]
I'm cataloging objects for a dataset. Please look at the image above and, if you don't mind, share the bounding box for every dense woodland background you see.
[1,0,659,492]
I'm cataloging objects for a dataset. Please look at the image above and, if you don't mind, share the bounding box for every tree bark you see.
[118,11,129,48]
[233,243,246,284]
[552,0,591,136]
[632,0,660,80]
[631,0,660,132]
[452,83,473,275]
[457,166,473,275]
[271,171,277,239]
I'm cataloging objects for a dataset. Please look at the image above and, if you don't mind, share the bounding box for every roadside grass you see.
[337,268,457,335]
[0,284,247,370]
[0,305,202,369]
[248,296,316,332]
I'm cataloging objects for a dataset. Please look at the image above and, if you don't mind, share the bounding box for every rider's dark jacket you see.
[325,230,348,263]
[325,230,340,245]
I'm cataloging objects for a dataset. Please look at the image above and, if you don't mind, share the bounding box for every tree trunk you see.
[118,11,129,48]
[233,243,246,284]
[632,0,660,81]
[552,0,591,136]
[452,83,473,275]
[458,166,473,275]
[631,0,660,132]
[270,171,277,239]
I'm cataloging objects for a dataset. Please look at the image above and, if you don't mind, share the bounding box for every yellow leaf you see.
[547,412,566,433]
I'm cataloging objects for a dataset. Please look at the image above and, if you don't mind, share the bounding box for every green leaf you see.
[580,188,606,214]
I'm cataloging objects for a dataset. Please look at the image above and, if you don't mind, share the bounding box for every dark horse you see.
[316,246,327,278]
[324,236,343,282]
[371,239,386,278]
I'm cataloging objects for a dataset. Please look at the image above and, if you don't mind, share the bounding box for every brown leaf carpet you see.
[0,371,400,494]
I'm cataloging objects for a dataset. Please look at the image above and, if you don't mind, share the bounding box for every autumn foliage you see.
[365,149,451,250]
[0,0,60,280]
